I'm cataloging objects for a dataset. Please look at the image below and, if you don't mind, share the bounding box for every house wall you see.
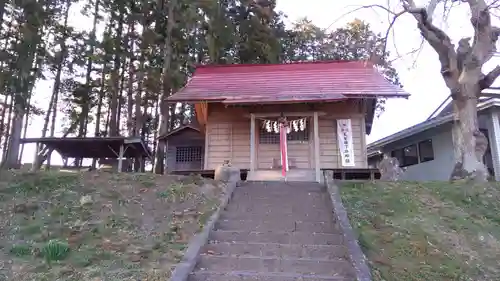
[369,111,494,181]
[165,129,205,172]
[205,101,368,170]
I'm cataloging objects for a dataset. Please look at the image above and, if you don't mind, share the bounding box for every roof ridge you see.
[195,60,371,69]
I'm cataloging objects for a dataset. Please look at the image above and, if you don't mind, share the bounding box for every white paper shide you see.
[337,119,355,167]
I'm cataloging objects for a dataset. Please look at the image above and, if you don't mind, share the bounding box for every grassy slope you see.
[340,181,500,281]
[0,171,226,281]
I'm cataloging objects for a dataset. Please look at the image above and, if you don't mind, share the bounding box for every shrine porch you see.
[203,102,369,183]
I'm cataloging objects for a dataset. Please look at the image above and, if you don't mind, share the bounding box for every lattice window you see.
[175,146,202,163]
[259,128,280,144]
[288,128,309,141]
[259,127,309,144]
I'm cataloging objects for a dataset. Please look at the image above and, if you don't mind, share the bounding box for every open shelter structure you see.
[167,61,409,182]
[21,136,152,172]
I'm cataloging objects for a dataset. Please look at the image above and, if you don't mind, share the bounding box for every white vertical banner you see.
[337,119,355,167]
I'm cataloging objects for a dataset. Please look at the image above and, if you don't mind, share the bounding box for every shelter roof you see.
[21,137,152,159]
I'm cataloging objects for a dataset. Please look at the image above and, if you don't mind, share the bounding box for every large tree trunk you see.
[1,96,13,163]
[4,2,44,169]
[108,11,124,137]
[154,0,176,174]
[450,86,488,181]
[42,0,71,169]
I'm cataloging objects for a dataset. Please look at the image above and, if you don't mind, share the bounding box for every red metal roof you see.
[167,61,409,104]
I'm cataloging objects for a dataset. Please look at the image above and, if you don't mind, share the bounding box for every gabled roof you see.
[157,124,201,140]
[428,87,500,120]
[167,61,409,104]
[367,97,500,157]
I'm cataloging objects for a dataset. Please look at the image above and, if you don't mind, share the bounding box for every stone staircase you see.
[188,181,356,281]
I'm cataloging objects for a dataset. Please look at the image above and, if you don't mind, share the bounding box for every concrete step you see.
[234,184,325,194]
[203,242,348,259]
[196,255,355,277]
[209,230,344,245]
[219,211,335,223]
[230,194,329,204]
[214,219,339,233]
[238,181,323,188]
[188,271,350,281]
[232,189,327,197]
[225,201,331,210]
[223,205,334,217]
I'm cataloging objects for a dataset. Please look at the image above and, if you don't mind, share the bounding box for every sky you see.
[18,0,500,165]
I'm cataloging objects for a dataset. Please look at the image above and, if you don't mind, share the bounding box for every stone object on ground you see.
[80,195,93,206]
[377,155,404,181]
[13,202,38,214]
[214,161,240,185]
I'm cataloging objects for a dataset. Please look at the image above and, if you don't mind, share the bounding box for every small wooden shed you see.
[159,125,205,173]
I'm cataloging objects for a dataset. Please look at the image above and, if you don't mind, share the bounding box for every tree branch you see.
[466,0,500,66]
[479,65,500,89]
[401,0,459,88]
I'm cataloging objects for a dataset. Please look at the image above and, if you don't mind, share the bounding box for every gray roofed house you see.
[368,88,500,181]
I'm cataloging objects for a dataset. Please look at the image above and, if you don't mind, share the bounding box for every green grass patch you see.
[10,243,32,257]
[2,171,79,195]
[0,170,224,280]
[340,181,500,281]
[42,239,70,264]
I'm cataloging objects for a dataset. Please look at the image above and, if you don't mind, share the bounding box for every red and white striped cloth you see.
[279,123,289,177]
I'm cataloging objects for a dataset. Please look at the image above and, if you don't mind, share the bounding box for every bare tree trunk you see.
[0,98,7,149]
[109,11,124,137]
[117,58,128,135]
[0,95,12,164]
[5,1,45,169]
[42,0,71,169]
[154,0,176,174]
[18,88,33,164]
[402,0,500,182]
[0,94,9,135]
[126,61,134,136]
[151,98,160,171]
[450,88,487,181]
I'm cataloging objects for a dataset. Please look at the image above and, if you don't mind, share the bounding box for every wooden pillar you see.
[31,142,40,171]
[313,111,321,183]
[117,144,124,172]
[204,126,209,170]
[250,113,256,172]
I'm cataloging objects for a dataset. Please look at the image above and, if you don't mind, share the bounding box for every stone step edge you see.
[207,241,345,248]
[199,253,347,263]
[210,230,339,235]
[219,213,335,220]
[216,219,335,223]
[189,270,348,280]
